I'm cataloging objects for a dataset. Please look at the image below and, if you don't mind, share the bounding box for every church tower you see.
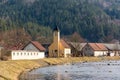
[53,26,60,44]
[53,26,60,57]
[48,26,71,58]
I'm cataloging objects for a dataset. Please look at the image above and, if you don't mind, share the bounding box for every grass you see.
[0,57,120,80]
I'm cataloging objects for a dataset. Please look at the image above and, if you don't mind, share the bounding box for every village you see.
[0,26,120,60]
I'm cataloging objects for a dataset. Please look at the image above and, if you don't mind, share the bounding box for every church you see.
[48,26,71,58]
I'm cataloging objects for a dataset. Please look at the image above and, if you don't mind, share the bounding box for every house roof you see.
[88,43,108,51]
[110,39,119,44]
[31,41,46,51]
[60,39,70,48]
[9,43,24,50]
[103,43,120,51]
[68,42,87,51]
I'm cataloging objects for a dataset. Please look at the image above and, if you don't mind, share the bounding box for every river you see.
[20,60,120,80]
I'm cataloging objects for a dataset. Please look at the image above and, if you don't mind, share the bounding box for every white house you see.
[11,50,45,60]
[11,41,46,60]
[104,43,120,56]
[60,39,71,57]
[82,43,108,56]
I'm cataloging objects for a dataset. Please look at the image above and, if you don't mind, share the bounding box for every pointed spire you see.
[53,25,59,31]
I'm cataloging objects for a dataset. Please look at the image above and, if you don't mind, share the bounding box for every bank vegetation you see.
[0,57,120,80]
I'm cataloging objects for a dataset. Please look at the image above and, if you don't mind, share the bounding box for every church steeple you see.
[53,26,59,31]
[53,26,60,42]
[52,26,60,57]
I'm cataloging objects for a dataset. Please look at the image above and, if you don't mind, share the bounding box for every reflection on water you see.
[20,60,120,80]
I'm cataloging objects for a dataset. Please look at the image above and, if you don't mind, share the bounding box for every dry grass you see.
[0,60,46,80]
[0,57,120,80]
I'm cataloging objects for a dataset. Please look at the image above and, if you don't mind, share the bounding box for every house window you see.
[17,53,19,55]
[37,53,38,55]
[31,53,32,55]
[28,53,29,55]
[21,53,22,55]
[24,53,26,55]
[55,50,58,53]
[34,53,36,55]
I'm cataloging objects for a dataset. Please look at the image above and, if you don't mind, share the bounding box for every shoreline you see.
[0,57,120,80]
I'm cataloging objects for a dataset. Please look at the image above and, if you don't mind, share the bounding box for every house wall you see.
[94,51,108,56]
[82,45,94,56]
[49,43,59,57]
[64,48,71,57]
[110,53,115,57]
[108,50,120,56]
[59,42,65,57]
[23,43,39,51]
[49,42,64,57]
[113,51,120,56]
[11,50,45,60]
[59,42,71,57]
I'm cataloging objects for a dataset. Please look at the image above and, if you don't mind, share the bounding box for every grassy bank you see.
[0,57,120,80]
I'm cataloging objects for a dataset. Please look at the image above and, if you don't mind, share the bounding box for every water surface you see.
[21,60,120,80]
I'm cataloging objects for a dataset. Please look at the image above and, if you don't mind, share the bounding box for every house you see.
[48,26,71,58]
[82,43,108,56]
[11,41,46,60]
[68,42,87,57]
[104,43,120,56]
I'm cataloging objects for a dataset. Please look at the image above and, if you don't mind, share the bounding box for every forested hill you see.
[0,0,120,43]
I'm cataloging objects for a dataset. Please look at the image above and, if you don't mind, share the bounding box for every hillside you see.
[0,0,120,44]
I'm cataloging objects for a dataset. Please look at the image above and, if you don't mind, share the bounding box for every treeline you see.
[0,0,120,43]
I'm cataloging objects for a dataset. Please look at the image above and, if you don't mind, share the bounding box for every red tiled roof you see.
[60,39,70,48]
[31,41,46,51]
[8,43,24,50]
[88,43,107,51]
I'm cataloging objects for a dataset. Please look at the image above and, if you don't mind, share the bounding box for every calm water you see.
[20,60,120,80]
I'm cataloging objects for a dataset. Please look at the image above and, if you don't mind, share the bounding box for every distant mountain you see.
[0,0,120,42]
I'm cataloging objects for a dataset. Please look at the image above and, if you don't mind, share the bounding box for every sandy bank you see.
[0,57,120,80]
